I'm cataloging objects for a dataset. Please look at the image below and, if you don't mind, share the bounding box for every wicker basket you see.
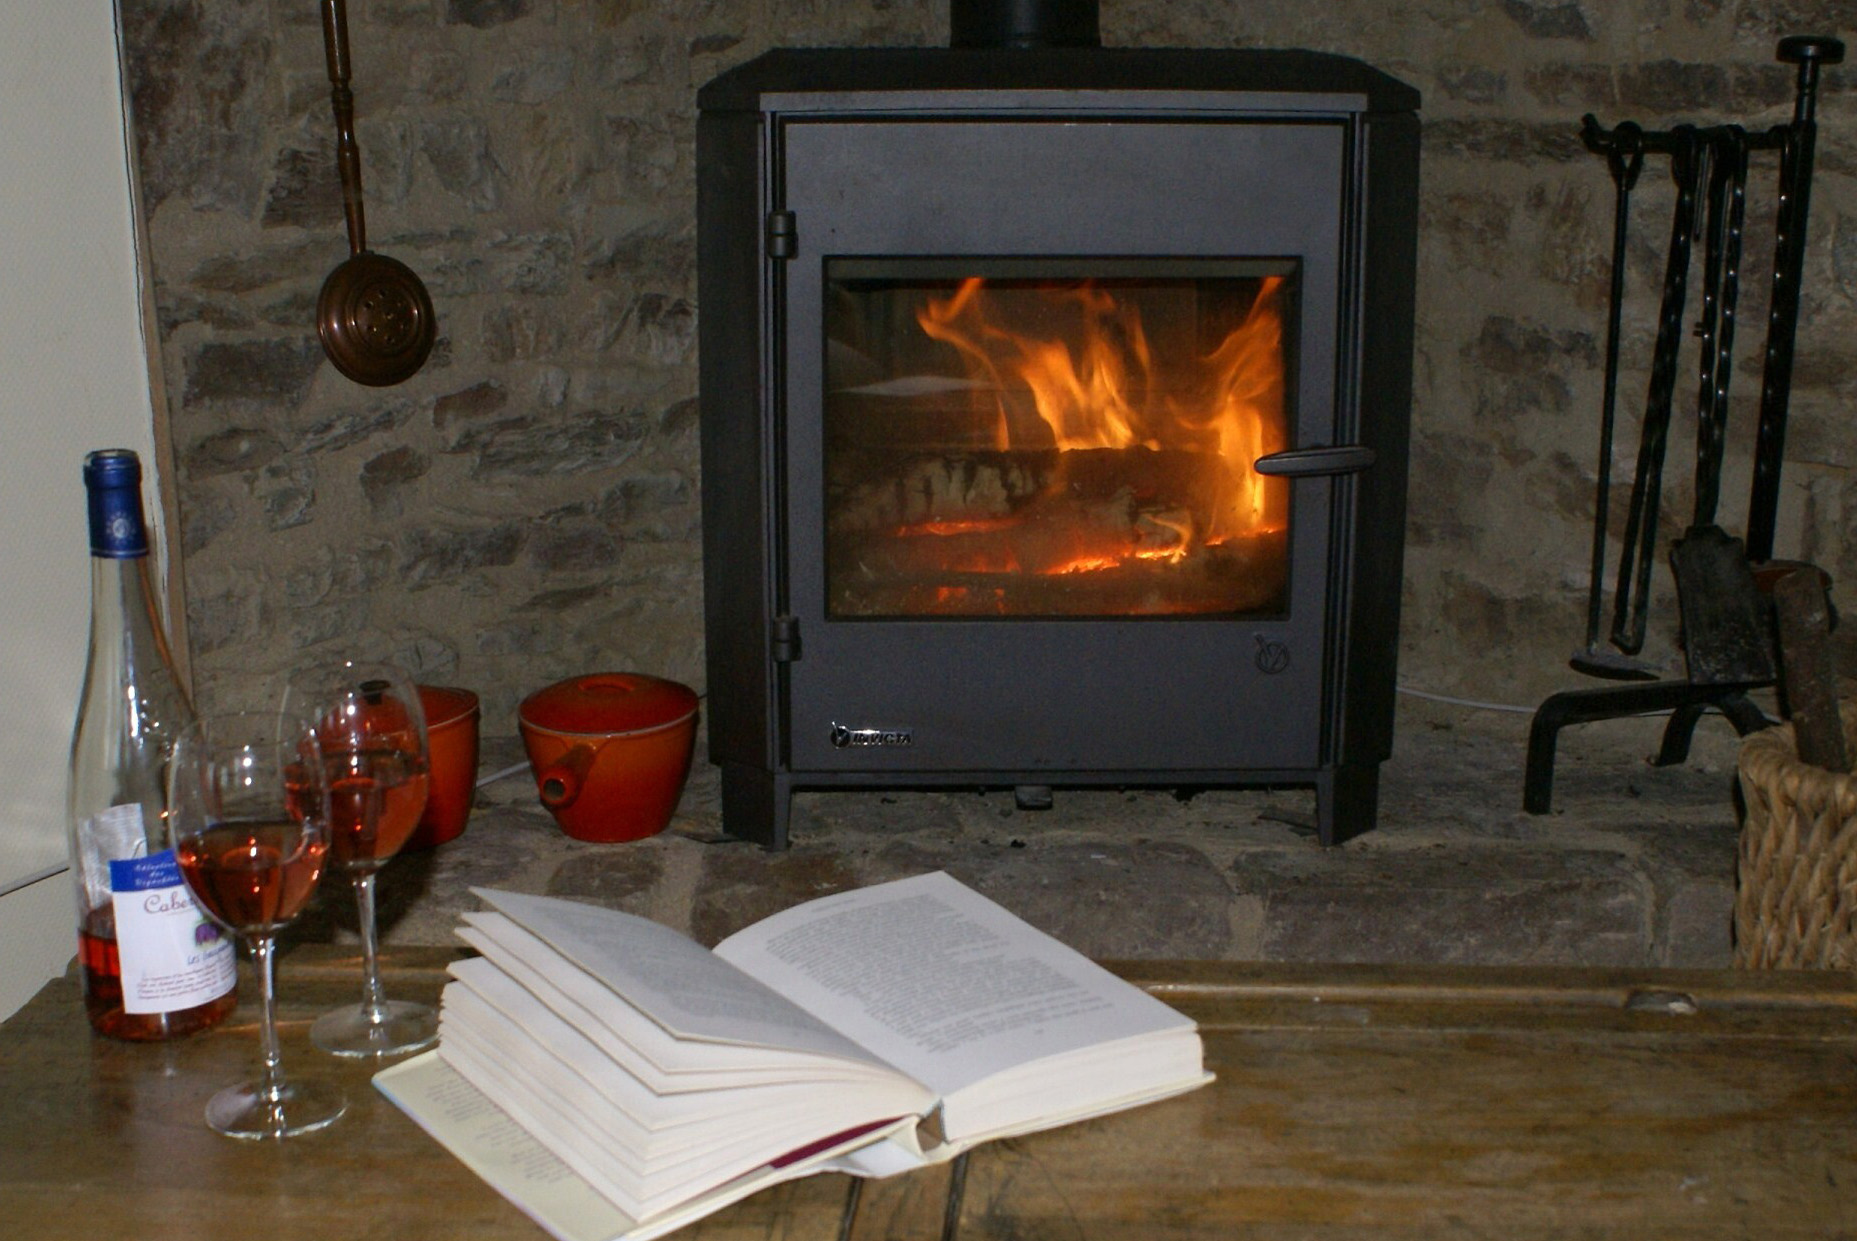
[1735,703,1857,969]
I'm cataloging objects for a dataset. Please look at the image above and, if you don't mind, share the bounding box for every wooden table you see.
[4,948,1857,1239]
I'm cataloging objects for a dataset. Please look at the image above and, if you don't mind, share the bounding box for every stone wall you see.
[117,0,1855,738]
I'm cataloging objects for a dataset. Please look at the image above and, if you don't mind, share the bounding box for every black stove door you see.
[777,114,1351,776]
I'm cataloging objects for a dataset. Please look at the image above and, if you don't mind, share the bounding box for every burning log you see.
[826,444,1286,617]
[828,446,1235,535]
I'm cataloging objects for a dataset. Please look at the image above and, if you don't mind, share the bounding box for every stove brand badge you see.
[1254,635,1292,675]
[831,723,914,749]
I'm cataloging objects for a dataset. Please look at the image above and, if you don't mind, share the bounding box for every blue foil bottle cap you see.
[83,449,150,559]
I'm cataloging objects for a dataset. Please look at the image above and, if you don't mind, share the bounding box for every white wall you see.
[0,2,162,1019]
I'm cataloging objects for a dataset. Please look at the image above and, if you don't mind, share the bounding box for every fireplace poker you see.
[1571,118,1648,680]
[1690,126,1749,532]
[1746,36,1844,560]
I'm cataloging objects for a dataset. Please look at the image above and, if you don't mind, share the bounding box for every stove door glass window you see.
[824,259,1296,618]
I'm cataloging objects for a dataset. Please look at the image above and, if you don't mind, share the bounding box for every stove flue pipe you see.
[950,0,1101,48]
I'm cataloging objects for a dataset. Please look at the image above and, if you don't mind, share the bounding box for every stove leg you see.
[719,764,791,850]
[1316,764,1378,847]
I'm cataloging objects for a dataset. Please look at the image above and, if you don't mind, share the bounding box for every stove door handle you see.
[1253,445,1377,477]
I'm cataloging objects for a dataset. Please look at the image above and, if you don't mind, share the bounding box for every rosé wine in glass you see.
[283,660,437,1058]
[167,712,344,1140]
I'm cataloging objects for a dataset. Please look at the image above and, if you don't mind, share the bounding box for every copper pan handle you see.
[321,0,367,256]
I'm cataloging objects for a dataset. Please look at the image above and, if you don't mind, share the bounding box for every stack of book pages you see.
[376,870,1211,1241]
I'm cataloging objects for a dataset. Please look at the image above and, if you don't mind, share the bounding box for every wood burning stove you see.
[696,3,1420,847]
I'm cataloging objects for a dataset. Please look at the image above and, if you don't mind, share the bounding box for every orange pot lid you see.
[519,673,698,736]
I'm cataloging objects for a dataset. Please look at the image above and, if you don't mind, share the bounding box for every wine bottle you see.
[67,449,237,1040]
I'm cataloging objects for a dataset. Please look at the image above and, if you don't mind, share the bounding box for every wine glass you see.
[167,711,345,1139]
[285,660,436,1057]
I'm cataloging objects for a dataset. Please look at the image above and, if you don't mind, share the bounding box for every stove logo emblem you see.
[831,723,914,749]
[1254,636,1292,675]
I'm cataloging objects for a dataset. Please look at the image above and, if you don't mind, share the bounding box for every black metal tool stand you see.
[1523,35,1843,815]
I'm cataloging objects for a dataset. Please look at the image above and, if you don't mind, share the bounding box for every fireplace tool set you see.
[1523,35,1844,813]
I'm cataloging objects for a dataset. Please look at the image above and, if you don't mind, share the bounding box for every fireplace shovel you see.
[1669,526,1775,688]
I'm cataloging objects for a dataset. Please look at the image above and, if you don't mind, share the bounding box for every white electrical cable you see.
[474,761,531,789]
[1397,682,1779,726]
[1396,685,1545,714]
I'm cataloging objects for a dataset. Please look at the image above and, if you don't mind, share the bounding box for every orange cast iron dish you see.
[517,673,699,842]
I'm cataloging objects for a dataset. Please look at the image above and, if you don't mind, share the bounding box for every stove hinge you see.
[771,614,802,662]
[766,211,798,259]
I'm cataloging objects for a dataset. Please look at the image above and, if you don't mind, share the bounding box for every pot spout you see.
[537,743,599,810]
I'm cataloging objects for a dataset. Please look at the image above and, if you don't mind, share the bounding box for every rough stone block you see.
[400,521,526,585]
[1497,0,1593,41]
[420,117,502,211]
[528,516,620,573]
[545,844,667,907]
[938,840,1235,961]
[361,446,432,512]
[257,460,317,530]
[446,0,533,29]
[180,427,287,478]
[434,380,510,427]
[689,847,865,946]
[1238,846,1648,966]
[455,410,650,479]
[261,142,343,229]
[182,339,326,407]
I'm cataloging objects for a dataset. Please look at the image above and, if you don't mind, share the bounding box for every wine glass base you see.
[312,998,439,1058]
[206,1078,346,1140]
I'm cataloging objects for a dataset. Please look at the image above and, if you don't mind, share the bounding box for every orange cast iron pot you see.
[517,673,699,843]
[408,684,480,850]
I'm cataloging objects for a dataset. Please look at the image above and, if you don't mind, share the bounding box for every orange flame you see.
[914,276,1289,562]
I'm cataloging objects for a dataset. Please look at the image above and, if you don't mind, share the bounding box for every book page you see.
[712,872,1195,1104]
[471,888,885,1065]
[376,1053,911,1241]
[373,1051,639,1241]
[457,916,895,1087]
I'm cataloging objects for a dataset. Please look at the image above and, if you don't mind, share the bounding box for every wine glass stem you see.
[352,872,390,1024]
[251,933,287,1125]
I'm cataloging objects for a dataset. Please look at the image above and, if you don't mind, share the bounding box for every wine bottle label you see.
[77,803,148,910]
[108,849,236,1014]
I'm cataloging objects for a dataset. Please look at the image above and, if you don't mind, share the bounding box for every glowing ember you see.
[898,518,1021,537]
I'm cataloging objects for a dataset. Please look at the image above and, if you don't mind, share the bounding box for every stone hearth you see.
[292,695,1750,968]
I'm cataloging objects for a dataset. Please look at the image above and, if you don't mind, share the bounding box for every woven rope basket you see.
[1735,703,1857,969]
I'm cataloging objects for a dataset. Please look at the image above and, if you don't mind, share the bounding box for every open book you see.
[375,871,1211,1241]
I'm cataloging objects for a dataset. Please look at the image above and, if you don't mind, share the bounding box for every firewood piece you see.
[1773,566,1848,773]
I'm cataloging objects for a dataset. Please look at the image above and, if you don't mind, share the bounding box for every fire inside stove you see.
[824,259,1296,617]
